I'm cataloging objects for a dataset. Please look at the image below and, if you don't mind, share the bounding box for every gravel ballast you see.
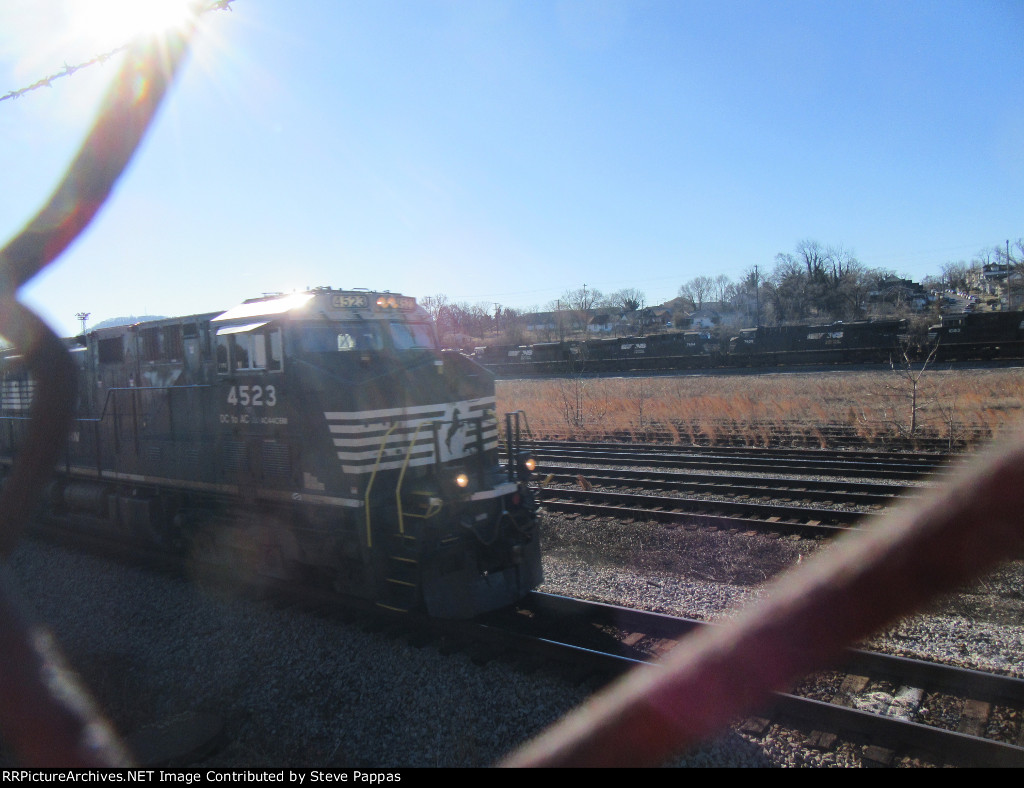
[2,509,1022,768]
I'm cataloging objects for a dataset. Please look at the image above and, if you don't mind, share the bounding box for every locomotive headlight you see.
[516,451,537,481]
[454,472,470,488]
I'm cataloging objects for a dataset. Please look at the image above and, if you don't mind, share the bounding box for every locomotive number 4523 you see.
[226,384,277,407]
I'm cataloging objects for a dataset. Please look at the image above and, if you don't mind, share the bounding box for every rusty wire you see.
[0,1,235,103]
[0,19,197,767]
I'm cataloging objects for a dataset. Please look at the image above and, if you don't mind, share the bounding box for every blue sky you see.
[1,0,1021,337]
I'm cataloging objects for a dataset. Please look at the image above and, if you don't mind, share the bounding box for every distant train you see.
[0,288,542,618]
[472,311,1024,375]
[927,311,1024,360]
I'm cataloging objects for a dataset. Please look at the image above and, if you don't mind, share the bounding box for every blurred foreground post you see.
[0,20,196,766]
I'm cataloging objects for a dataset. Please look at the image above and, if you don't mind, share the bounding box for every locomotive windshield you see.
[388,320,436,350]
[287,320,438,355]
[296,322,384,353]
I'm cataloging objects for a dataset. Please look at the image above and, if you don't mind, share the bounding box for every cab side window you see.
[216,326,283,374]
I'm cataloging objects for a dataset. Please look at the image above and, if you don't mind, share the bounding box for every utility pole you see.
[1011,240,1019,310]
[582,283,589,336]
[753,266,760,327]
[75,312,90,335]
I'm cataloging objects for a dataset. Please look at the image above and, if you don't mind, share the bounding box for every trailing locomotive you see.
[728,318,906,365]
[0,288,541,618]
[475,311,1024,375]
[927,311,1024,361]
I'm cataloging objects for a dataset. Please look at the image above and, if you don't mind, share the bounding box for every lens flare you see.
[70,0,198,50]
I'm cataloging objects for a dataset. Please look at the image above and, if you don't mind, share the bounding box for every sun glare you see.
[70,0,198,50]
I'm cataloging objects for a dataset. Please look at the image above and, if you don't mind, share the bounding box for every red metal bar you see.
[0,23,196,767]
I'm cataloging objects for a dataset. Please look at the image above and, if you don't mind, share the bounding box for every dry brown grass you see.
[497,368,1024,450]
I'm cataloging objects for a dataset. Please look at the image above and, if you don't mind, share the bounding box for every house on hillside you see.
[869,276,929,311]
[648,308,674,329]
[679,308,720,330]
[1004,271,1024,311]
[983,263,1013,283]
[525,312,559,333]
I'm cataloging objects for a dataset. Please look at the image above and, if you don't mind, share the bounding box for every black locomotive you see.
[0,288,541,618]
[475,311,1024,376]
[927,311,1024,361]
[728,318,907,365]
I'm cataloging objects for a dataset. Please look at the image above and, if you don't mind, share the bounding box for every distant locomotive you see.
[728,318,907,365]
[475,311,1024,375]
[0,288,541,618]
[927,311,1024,361]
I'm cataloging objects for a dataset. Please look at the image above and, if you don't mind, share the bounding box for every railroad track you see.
[527,439,951,467]
[27,518,1023,767]
[522,441,951,482]
[538,464,921,508]
[479,593,1024,767]
[538,487,861,537]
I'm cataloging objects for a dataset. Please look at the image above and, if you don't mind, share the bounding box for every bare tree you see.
[499,306,526,344]
[561,286,604,333]
[827,256,870,320]
[941,261,974,292]
[421,294,458,344]
[886,339,939,438]
[562,285,605,311]
[796,239,829,281]
[629,376,655,434]
[933,391,963,453]
[711,274,732,305]
[419,294,449,322]
[678,276,714,310]
[763,254,810,323]
[556,343,590,432]
[608,288,646,313]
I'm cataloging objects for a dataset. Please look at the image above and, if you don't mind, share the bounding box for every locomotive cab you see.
[207,288,541,617]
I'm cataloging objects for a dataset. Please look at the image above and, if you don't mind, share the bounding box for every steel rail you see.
[502,593,1024,767]
[540,487,865,529]
[522,592,1024,703]
[537,465,917,507]
[526,438,951,466]
[528,446,942,482]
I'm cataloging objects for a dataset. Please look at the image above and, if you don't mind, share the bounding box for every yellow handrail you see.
[364,422,397,548]
[395,420,429,535]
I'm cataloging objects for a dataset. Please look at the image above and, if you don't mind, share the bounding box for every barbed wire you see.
[1,0,235,103]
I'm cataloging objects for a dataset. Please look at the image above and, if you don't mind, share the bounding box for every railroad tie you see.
[957,698,991,738]
[833,674,871,706]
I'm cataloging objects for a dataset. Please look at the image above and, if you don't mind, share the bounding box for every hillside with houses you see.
[424,238,1024,350]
